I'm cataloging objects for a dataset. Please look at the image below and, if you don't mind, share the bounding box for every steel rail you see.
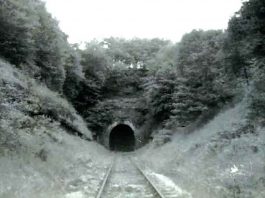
[130,157,166,198]
[95,157,115,198]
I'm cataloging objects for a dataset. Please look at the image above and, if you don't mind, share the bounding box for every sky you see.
[42,0,243,44]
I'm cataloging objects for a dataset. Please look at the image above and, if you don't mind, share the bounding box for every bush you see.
[0,59,92,140]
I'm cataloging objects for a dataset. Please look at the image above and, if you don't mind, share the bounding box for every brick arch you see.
[105,121,136,151]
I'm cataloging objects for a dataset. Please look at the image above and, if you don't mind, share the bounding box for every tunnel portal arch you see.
[109,123,135,152]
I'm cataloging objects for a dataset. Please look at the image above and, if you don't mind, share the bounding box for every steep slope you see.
[0,59,92,139]
[0,59,112,197]
[138,96,265,197]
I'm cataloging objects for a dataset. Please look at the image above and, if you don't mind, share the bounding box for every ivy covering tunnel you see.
[109,124,135,152]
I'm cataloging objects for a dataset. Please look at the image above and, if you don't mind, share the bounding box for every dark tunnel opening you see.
[109,124,135,152]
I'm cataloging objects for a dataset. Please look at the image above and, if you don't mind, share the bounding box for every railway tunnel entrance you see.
[109,124,135,152]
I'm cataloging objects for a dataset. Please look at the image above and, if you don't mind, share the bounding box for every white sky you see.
[42,0,243,44]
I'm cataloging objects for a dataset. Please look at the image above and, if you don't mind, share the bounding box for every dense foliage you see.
[0,0,70,92]
[1,0,265,137]
[225,0,265,124]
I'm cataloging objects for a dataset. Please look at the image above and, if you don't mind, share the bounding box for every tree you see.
[145,44,178,74]
[81,41,110,82]
[0,0,36,65]
[143,69,177,124]
[33,1,69,92]
[225,0,265,81]
[103,37,171,69]
[166,78,207,129]
[225,0,265,124]
[0,0,70,92]
[63,46,85,103]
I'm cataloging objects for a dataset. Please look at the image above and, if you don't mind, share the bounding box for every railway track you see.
[95,154,181,198]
